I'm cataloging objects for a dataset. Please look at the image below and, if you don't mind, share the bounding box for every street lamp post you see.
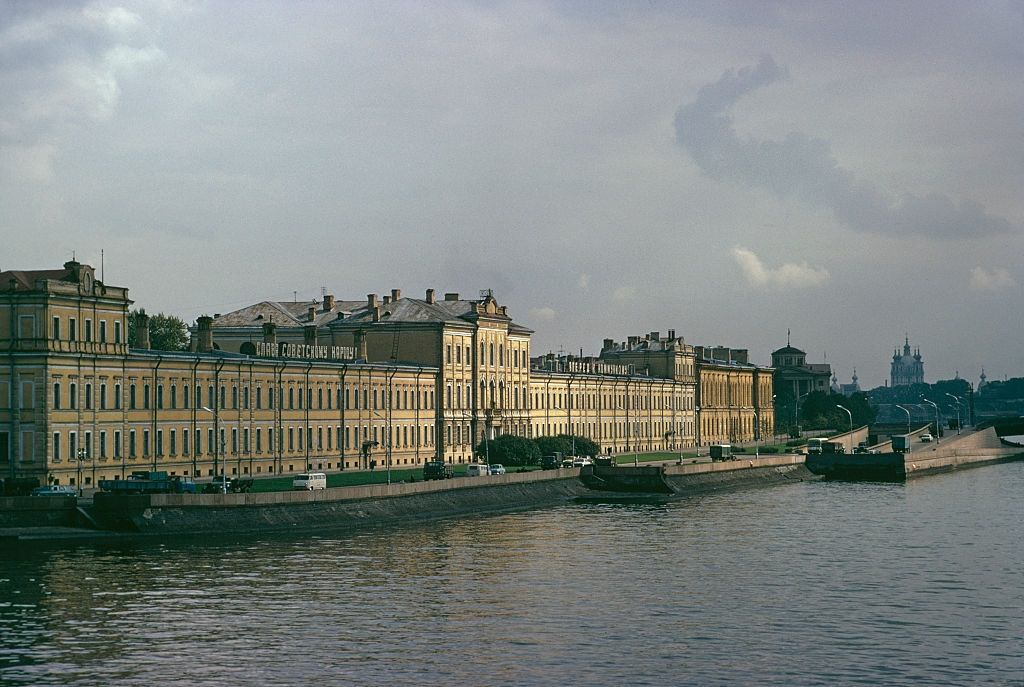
[694,405,701,456]
[201,406,226,492]
[921,397,940,443]
[895,404,911,435]
[944,393,962,434]
[836,404,852,451]
[752,409,759,458]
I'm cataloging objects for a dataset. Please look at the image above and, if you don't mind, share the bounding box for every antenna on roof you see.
[787,328,790,346]
[293,291,297,303]
[101,249,104,284]
[479,288,493,300]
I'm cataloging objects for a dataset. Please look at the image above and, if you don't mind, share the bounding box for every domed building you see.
[890,337,924,386]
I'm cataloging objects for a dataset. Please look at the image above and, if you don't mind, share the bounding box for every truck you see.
[99,471,198,494]
[822,441,846,454]
[709,444,733,461]
[891,435,912,454]
[806,438,826,455]
[422,460,454,480]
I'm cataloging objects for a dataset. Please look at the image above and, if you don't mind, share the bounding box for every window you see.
[99,320,107,343]
[100,383,107,409]
[156,430,163,456]
[69,431,77,460]
[195,429,201,455]
[256,387,262,410]
[85,319,92,342]
[53,382,61,410]
[129,383,136,409]
[144,383,150,410]
[220,385,225,409]
[70,382,77,410]
[114,320,122,343]
[53,432,61,462]
[456,345,461,364]
[143,429,150,457]
[169,429,176,455]
[244,387,250,410]
[85,383,92,410]
[100,431,107,458]
[69,318,77,341]
[114,431,121,458]
[84,431,92,458]
[244,427,250,453]
[52,316,60,340]
[232,428,238,453]
[182,429,189,456]
[256,428,262,453]
[183,384,189,409]
[232,386,238,409]
[129,430,136,457]
[170,384,176,409]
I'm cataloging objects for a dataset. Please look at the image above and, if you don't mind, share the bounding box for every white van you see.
[466,463,489,477]
[292,472,327,490]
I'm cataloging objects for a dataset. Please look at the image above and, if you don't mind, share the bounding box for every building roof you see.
[772,345,805,356]
[333,296,534,333]
[212,299,366,328]
[1,266,78,291]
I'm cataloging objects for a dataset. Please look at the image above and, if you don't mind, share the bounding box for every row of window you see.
[50,423,441,462]
[50,380,438,413]
[445,340,528,369]
[51,315,123,344]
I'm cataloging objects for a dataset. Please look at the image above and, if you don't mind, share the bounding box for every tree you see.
[128,309,189,351]
[800,391,876,431]
[534,434,601,459]
[473,434,540,467]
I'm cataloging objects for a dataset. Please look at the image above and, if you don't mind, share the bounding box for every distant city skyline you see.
[2,1,1020,389]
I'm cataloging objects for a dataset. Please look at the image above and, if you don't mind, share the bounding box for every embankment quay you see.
[806,426,1024,480]
[1,454,813,544]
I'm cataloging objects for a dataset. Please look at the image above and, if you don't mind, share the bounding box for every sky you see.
[2,0,1022,390]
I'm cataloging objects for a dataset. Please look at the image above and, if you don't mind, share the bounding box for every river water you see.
[1,463,1022,686]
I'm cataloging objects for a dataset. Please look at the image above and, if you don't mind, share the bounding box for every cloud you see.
[969,266,1016,291]
[675,56,1015,239]
[612,286,636,303]
[732,247,829,288]
[529,306,556,322]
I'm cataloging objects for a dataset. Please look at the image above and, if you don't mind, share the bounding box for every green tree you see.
[128,308,189,351]
[473,434,540,467]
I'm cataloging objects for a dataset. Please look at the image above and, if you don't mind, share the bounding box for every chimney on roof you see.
[650,331,660,341]
[195,316,212,353]
[628,336,639,347]
[262,321,277,345]
[425,288,435,304]
[307,306,316,321]
[354,329,368,360]
[444,292,459,301]
[668,329,675,340]
[323,294,335,312]
[602,338,614,352]
[382,295,391,305]
[135,312,151,349]
[367,293,378,308]
[372,306,381,322]
[391,288,401,301]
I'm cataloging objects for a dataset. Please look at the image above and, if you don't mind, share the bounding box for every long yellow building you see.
[1,261,771,488]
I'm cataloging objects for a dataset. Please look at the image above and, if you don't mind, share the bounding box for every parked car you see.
[920,433,933,443]
[594,456,615,467]
[30,485,77,497]
[488,464,506,475]
[571,456,593,467]
[292,472,327,490]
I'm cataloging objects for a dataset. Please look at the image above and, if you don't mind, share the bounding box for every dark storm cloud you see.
[675,55,1015,239]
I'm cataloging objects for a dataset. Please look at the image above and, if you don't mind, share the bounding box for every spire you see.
[787,328,791,346]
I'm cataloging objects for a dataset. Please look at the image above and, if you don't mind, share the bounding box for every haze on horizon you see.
[2,1,1022,390]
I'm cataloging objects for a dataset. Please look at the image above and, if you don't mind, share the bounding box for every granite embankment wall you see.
[0,496,77,527]
[582,454,814,495]
[904,427,1023,476]
[92,469,593,535]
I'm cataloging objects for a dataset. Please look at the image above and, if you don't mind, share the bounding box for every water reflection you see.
[2,464,1022,686]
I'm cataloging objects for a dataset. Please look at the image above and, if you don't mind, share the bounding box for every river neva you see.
[2,464,1022,686]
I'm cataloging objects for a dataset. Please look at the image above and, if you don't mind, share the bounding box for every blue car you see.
[31,485,77,497]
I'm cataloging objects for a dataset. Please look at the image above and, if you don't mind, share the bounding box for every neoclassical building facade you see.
[2,262,771,488]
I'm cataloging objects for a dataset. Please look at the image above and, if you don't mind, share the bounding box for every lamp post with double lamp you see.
[76,448,87,497]
[371,410,391,485]
[944,393,962,434]
[920,397,940,443]
[836,404,853,451]
[793,391,810,437]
